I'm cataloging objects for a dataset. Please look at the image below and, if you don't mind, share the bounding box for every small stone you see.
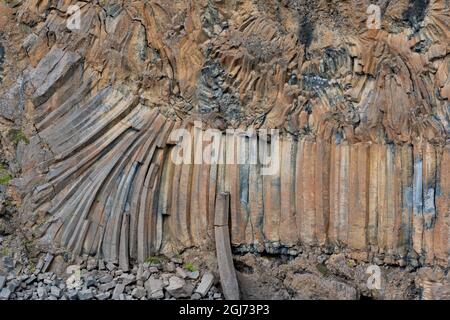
[176,267,188,279]
[37,287,47,299]
[25,274,36,284]
[112,283,125,299]
[184,283,195,296]
[37,274,46,281]
[166,276,189,298]
[210,286,218,294]
[98,281,116,292]
[144,277,163,296]
[0,276,6,289]
[120,274,136,286]
[161,273,172,286]
[151,290,164,299]
[142,270,151,281]
[170,257,183,265]
[98,274,114,284]
[213,24,222,34]
[50,286,62,298]
[373,257,383,265]
[78,289,94,300]
[213,293,222,299]
[0,288,11,300]
[149,267,159,274]
[131,287,146,299]
[2,256,14,272]
[151,263,163,270]
[7,279,20,292]
[66,290,79,300]
[87,259,97,271]
[84,275,96,287]
[106,262,116,271]
[42,253,54,273]
[166,262,176,272]
[95,292,111,300]
[191,292,202,300]
[34,257,45,274]
[186,270,200,280]
[195,272,214,297]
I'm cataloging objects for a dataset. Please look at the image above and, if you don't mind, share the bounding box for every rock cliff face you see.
[0,0,449,277]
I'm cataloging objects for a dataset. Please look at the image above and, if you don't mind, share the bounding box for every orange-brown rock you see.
[0,0,448,269]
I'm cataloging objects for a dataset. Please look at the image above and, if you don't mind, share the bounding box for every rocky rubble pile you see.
[0,253,222,300]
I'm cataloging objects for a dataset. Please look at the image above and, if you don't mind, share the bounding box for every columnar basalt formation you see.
[0,0,448,272]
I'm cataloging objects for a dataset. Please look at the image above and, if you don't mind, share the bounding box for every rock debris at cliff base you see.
[0,0,449,300]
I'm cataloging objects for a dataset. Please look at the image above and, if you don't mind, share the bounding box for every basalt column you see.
[0,0,448,268]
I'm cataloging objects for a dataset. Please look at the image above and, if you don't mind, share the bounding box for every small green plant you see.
[184,262,197,272]
[23,238,34,253]
[145,255,167,264]
[0,165,12,185]
[28,260,36,273]
[9,129,29,145]
[0,247,9,257]
[316,263,330,277]
[0,173,11,185]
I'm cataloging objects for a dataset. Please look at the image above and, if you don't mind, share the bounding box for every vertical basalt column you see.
[214,192,240,300]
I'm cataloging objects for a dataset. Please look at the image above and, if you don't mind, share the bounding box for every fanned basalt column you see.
[0,0,448,268]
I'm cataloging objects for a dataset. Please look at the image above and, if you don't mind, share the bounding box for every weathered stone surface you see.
[286,273,358,300]
[0,0,446,273]
[112,284,125,300]
[166,276,190,299]
[0,0,449,301]
[78,289,94,301]
[144,276,163,298]
[36,286,47,299]
[0,276,5,289]
[187,270,200,280]
[98,281,116,292]
[50,286,61,298]
[214,192,240,300]
[131,287,146,299]
[0,288,11,300]
[195,272,215,297]
[95,292,111,300]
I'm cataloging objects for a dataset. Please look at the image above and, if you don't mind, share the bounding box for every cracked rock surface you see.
[0,0,449,300]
